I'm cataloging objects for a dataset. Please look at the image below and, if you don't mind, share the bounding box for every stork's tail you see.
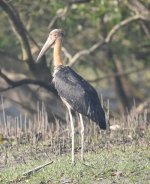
[92,111,106,130]
[98,118,106,129]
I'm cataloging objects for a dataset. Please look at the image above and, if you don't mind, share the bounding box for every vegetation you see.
[0,105,149,183]
[0,0,149,183]
[1,145,149,183]
[0,0,149,117]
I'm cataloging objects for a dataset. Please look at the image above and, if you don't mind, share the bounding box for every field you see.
[0,106,149,184]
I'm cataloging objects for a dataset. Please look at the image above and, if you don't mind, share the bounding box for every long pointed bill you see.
[36,36,55,62]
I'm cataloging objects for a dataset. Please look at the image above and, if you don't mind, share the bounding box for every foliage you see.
[0,0,149,114]
[1,0,149,61]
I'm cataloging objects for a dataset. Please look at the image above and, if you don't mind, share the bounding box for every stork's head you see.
[36,29,64,62]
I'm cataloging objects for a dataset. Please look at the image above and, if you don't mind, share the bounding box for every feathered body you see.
[53,65,106,129]
[36,29,107,164]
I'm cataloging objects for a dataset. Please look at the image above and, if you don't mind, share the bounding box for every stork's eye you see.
[61,32,64,37]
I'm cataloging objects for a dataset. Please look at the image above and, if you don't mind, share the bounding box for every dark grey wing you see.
[53,66,106,129]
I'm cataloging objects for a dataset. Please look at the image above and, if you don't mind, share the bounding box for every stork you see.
[36,29,106,164]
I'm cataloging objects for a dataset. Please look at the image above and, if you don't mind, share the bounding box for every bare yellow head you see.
[36,29,64,62]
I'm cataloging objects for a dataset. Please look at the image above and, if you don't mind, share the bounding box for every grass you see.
[0,144,149,184]
[0,102,149,183]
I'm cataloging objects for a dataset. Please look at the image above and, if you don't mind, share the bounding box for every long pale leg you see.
[67,107,75,165]
[79,113,84,161]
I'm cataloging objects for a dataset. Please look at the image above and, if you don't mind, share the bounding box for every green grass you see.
[0,105,149,183]
[0,144,149,184]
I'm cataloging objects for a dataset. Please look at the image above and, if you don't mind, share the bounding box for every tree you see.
[0,0,149,121]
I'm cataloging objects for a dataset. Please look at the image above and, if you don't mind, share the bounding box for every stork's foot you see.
[81,157,85,161]
[71,160,76,166]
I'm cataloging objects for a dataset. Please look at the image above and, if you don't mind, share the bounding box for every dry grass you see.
[0,100,149,183]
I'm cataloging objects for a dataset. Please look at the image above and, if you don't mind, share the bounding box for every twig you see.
[48,5,70,29]
[25,30,41,50]
[0,50,22,62]
[66,0,91,3]
[0,69,57,94]
[8,161,53,183]
[62,47,73,62]
[88,67,147,83]
[105,14,145,43]
[69,14,147,67]
[127,0,150,19]
[22,161,53,177]
[69,41,104,67]
[0,0,34,64]
[140,22,150,38]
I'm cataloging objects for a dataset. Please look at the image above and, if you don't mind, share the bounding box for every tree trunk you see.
[107,50,131,112]
[112,58,131,111]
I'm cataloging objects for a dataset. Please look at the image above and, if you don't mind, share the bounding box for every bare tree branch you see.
[105,14,145,43]
[62,47,73,62]
[0,50,22,62]
[127,0,150,38]
[22,161,53,177]
[88,67,147,83]
[0,0,34,68]
[0,69,57,94]
[25,30,40,50]
[140,22,150,38]
[128,0,150,18]
[48,5,70,29]
[9,161,53,183]
[68,13,148,67]
[69,41,104,67]
[65,0,91,3]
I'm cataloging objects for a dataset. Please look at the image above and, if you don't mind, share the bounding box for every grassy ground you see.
[0,106,149,183]
[0,144,149,184]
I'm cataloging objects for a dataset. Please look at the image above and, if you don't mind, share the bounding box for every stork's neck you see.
[53,38,63,67]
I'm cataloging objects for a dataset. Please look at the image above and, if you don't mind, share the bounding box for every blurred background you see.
[0,0,149,123]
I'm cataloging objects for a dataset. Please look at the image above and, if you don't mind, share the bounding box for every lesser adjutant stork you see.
[36,29,106,164]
